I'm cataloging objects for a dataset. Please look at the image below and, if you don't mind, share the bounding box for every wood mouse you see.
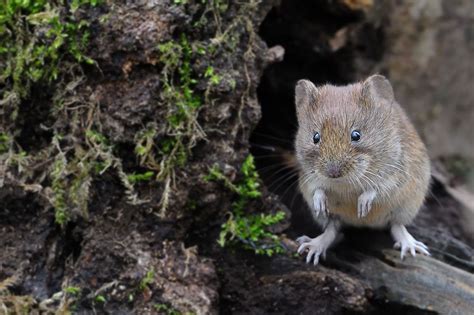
[294,75,431,265]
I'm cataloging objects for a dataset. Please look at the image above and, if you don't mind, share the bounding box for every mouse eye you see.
[313,132,321,144]
[351,130,361,142]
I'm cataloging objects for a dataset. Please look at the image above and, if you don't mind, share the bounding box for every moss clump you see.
[131,0,260,216]
[0,1,103,227]
[1,0,261,227]
[219,210,285,256]
[0,132,10,154]
[206,155,286,256]
[151,34,207,191]
[139,269,155,292]
[127,171,155,185]
[154,303,186,315]
[0,0,100,106]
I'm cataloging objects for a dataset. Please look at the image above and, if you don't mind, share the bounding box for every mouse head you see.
[294,75,402,184]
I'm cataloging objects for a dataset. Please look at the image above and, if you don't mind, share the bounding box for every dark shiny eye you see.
[313,132,321,144]
[351,130,361,142]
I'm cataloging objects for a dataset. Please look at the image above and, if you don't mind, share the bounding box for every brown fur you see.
[295,75,430,228]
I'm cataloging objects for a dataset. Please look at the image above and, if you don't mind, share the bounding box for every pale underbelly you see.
[328,197,392,228]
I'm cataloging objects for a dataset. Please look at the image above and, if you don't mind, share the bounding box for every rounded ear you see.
[361,75,394,106]
[295,79,319,119]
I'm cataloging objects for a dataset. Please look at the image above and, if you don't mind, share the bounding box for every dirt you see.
[0,0,473,314]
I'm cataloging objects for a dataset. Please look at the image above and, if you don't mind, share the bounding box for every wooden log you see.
[325,245,474,314]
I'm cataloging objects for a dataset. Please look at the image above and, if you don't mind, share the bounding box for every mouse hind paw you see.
[296,231,337,265]
[296,236,329,265]
[391,224,430,259]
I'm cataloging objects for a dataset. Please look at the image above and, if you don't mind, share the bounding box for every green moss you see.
[1,0,260,227]
[49,127,148,226]
[204,66,221,85]
[139,269,155,291]
[64,286,81,296]
[50,149,94,226]
[154,303,187,315]
[127,1,261,216]
[134,124,157,164]
[173,0,190,5]
[0,132,10,154]
[160,35,202,129]
[95,295,106,303]
[219,210,285,256]
[237,154,262,200]
[207,155,285,256]
[148,34,209,210]
[127,171,155,184]
[0,0,100,103]
[51,152,69,226]
[158,137,187,170]
[1,2,104,228]
[85,129,109,146]
[204,165,238,193]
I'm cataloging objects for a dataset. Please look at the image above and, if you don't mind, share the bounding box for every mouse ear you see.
[361,75,394,106]
[295,79,319,118]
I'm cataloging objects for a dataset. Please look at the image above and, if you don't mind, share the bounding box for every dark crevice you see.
[21,220,84,299]
[366,294,438,315]
[15,85,55,153]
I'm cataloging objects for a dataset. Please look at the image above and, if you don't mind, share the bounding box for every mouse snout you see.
[326,162,343,178]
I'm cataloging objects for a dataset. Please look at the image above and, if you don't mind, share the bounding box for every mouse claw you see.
[357,190,376,218]
[313,190,328,217]
[296,235,312,245]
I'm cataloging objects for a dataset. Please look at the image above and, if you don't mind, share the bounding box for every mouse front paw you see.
[312,189,328,217]
[357,190,376,218]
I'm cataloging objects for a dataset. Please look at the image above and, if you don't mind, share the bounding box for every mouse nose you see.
[326,162,342,178]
